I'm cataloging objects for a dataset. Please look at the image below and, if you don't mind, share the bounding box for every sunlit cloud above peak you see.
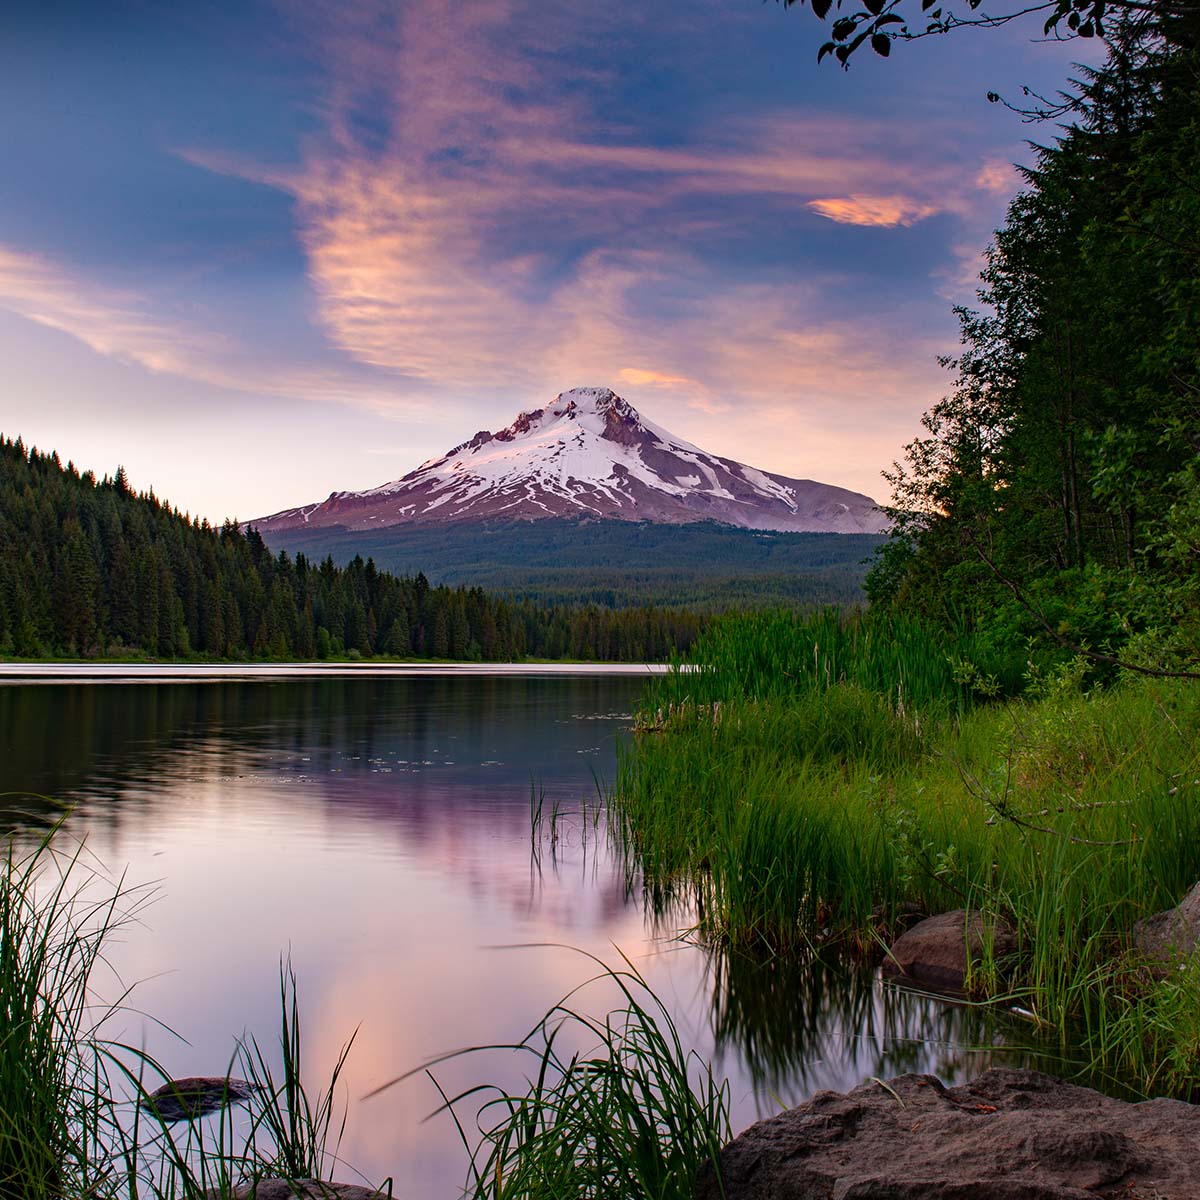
[193,0,991,406]
[617,369,699,390]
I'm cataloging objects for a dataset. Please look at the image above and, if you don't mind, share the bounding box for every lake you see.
[0,668,1056,1197]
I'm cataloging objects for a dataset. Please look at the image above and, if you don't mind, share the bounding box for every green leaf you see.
[864,0,886,15]
[871,32,892,54]
[813,0,834,20]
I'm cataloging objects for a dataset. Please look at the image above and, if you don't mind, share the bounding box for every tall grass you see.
[376,951,730,1200]
[119,963,366,1199]
[0,826,141,1200]
[0,824,377,1199]
[643,607,1022,718]
[615,609,1200,1094]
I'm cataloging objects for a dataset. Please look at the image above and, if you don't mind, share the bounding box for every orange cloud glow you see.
[806,195,940,228]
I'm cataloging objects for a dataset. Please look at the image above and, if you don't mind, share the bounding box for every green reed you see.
[615,611,1200,1095]
[642,607,1021,719]
[0,825,141,1200]
[379,950,730,1200]
[120,962,365,1199]
[0,822,377,1199]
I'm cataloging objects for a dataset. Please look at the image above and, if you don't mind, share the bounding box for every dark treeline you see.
[0,437,704,662]
[868,20,1200,675]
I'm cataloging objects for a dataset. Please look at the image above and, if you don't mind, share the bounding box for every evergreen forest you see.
[865,23,1199,677]
[0,437,704,662]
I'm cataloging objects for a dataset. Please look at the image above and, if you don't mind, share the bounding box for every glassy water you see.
[0,671,1076,1197]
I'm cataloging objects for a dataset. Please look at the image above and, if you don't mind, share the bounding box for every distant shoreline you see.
[0,661,671,684]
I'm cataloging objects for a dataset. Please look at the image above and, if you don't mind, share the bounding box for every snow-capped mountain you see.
[252,387,887,535]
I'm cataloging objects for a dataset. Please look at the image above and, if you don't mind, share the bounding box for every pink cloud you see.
[0,246,227,378]
[172,0,1023,495]
[975,158,1019,194]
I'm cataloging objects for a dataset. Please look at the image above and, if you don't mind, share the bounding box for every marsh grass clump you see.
[385,952,730,1200]
[0,821,371,1200]
[645,607,1020,718]
[0,826,138,1200]
[616,611,1200,1094]
[120,962,362,1199]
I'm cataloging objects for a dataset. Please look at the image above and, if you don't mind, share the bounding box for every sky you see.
[0,0,1095,522]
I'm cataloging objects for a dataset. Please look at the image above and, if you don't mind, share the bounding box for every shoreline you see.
[0,660,671,684]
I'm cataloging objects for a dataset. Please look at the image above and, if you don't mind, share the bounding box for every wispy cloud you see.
[0,246,229,378]
[617,368,700,389]
[0,244,417,413]
[975,158,1020,194]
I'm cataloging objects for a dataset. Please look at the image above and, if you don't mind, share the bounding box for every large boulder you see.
[695,1068,1200,1200]
[881,909,1017,991]
[1132,881,1200,973]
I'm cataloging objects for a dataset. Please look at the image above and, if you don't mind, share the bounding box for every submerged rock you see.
[145,1076,260,1122]
[881,908,1017,991]
[695,1067,1200,1200]
[1132,880,1200,973]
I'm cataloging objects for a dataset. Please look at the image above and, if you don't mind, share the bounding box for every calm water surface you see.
[1,672,1051,1198]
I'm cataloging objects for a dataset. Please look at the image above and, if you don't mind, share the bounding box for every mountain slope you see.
[253,387,888,535]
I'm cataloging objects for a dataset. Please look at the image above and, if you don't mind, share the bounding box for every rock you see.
[881,909,1017,991]
[209,1183,389,1199]
[145,1076,260,1122]
[1132,880,1200,972]
[695,1067,1200,1200]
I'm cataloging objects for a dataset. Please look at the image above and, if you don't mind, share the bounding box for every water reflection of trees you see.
[0,675,640,825]
[700,943,1140,1108]
[704,945,991,1094]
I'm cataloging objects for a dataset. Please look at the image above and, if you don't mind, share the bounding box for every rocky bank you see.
[695,1067,1200,1199]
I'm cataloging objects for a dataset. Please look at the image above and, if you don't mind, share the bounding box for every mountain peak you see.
[493,386,636,443]
[252,388,888,535]
[556,385,621,412]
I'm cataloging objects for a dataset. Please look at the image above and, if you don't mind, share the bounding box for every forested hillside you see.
[868,25,1200,677]
[0,437,704,661]
[263,519,882,609]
